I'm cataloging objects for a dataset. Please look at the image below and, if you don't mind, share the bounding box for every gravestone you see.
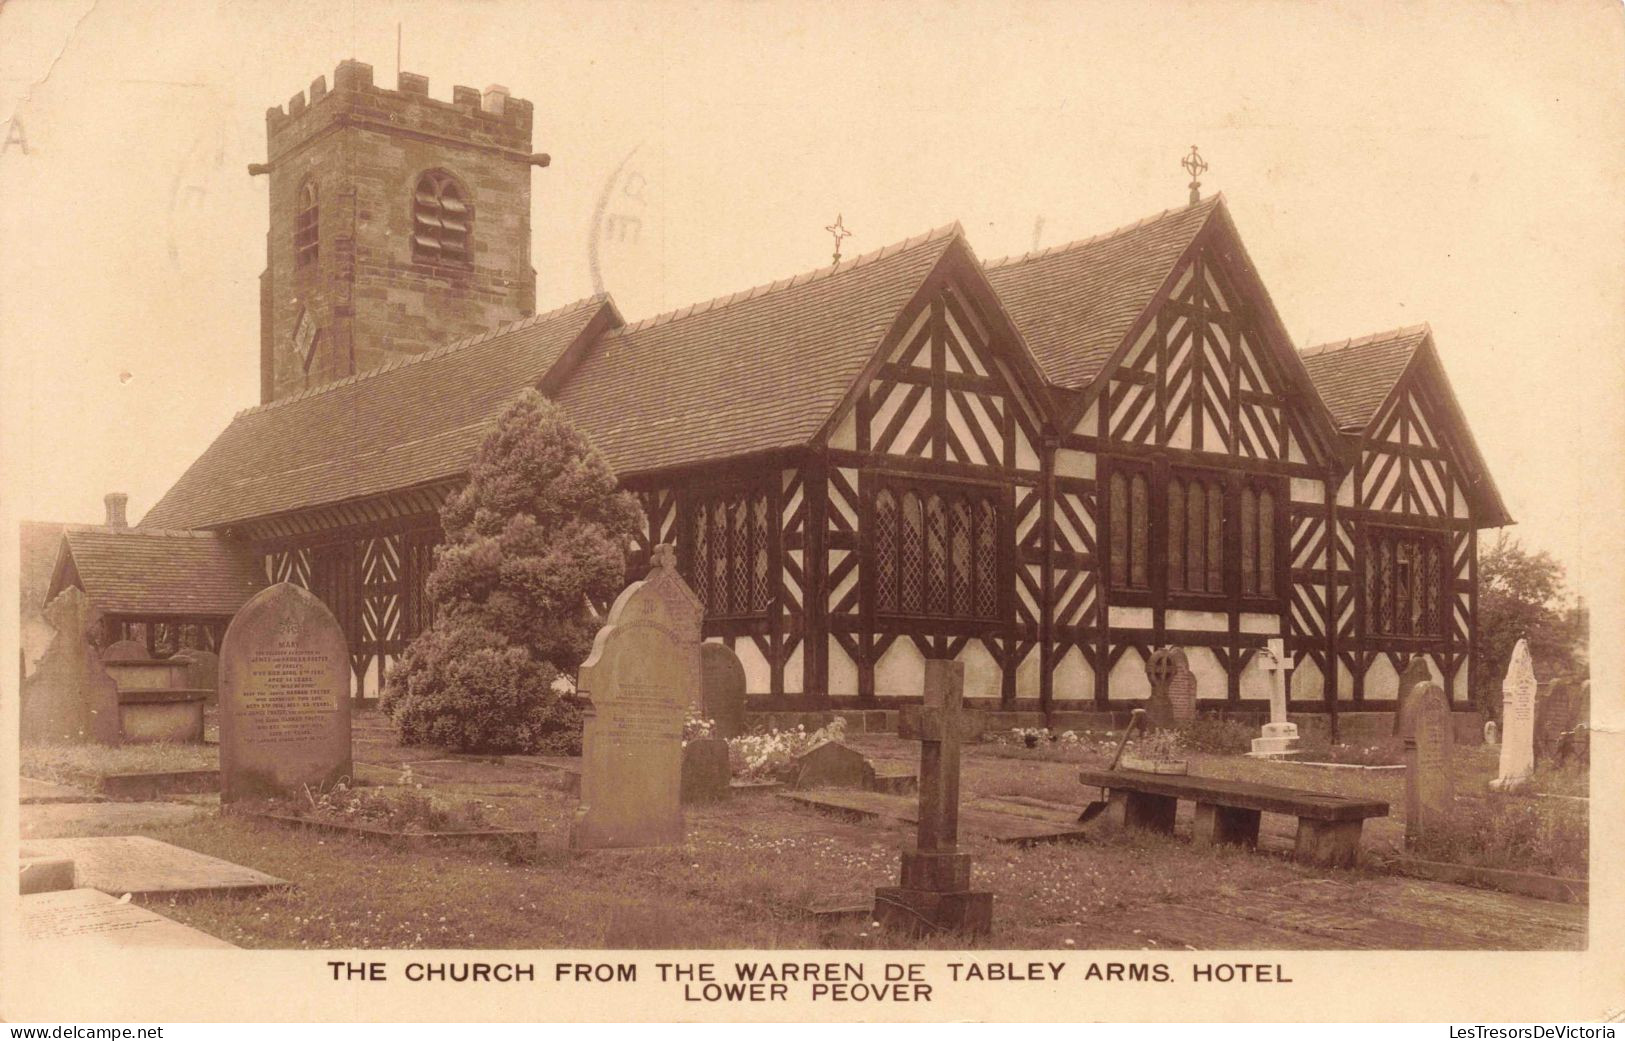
[1490,639,1537,791]
[20,588,121,745]
[1391,655,1434,735]
[1249,639,1299,757]
[874,660,993,936]
[1534,679,1574,763]
[24,888,238,948]
[218,582,352,803]
[1164,650,1198,724]
[570,544,702,849]
[793,741,876,790]
[681,737,731,804]
[1483,720,1499,746]
[1403,682,1455,847]
[700,642,748,738]
[1144,648,1177,729]
[101,639,150,663]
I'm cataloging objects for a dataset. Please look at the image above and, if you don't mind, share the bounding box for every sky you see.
[2,0,1622,610]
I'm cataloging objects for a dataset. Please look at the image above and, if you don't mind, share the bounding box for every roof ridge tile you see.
[982,195,1221,272]
[1299,322,1432,359]
[613,221,962,337]
[230,294,609,420]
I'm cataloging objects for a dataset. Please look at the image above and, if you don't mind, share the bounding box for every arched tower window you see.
[412,170,471,264]
[295,179,319,268]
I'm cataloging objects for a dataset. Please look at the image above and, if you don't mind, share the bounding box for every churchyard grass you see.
[21,741,217,784]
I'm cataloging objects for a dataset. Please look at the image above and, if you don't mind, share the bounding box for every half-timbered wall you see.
[1336,359,1476,705]
[258,513,443,700]
[1060,245,1332,710]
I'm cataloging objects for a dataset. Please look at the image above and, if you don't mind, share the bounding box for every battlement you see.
[265,59,534,161]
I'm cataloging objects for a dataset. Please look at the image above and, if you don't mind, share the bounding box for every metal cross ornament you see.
[826,214,853,264]
[1182,145,1208,204]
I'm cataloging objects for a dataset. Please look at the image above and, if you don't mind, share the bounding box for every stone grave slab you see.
[570,545,701,849]
[219,582,353,802]
[1491,639,1537,791]
[23,888,238,948]
[21,854,76,894]
[21,776,101,804]
[22,800,208,839]
[780,788,1091,846]
[700,642,748,738]
[1403,683,1455,847]
[19,835,286,898]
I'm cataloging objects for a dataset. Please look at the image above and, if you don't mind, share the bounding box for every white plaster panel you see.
[1109,606,1153,630]
[1187,647,1228,699]
[1239,612,1281,635]
[782,642,804,695]
[1364,655,1399,701]
[1052,646,1093,701]
[1290,478,1325,504]
[1290,655,1324,701]
[1238,650,1274,701]
[736,638,771,695]
[874,638,926,699]
[827,636,858,699]
[1055,449,1095,479]
[1107,648,1150,700]
[955,640,1002,700]
[1166,609,1227,633]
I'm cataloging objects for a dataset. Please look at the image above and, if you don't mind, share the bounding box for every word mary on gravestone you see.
[218,583,352,803]
[570,545,702,849]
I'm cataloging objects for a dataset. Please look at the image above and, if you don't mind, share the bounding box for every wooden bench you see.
[1077,768,1390,867]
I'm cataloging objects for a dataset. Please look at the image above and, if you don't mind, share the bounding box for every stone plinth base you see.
[1249,721,1300,758]
[874,885,992,937]
[900,849,972,891]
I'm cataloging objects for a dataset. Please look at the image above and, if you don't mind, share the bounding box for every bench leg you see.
[1112,790,1176,834]
[1193,803,1261,848]
[1294,818,1364,868]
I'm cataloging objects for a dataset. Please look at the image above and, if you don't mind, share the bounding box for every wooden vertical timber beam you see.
[805,451,830,702]
[1039,432,1056,716]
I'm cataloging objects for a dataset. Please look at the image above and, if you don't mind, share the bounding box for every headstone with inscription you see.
[1392,655,1434,735]
[874,660,992,936]
[1403,682,1455,847]
[20,588,121,745]
[23,888,238,948]
[1490,639,1537,791]
[700,642,748,738]
[218,583,352,803]
[570,545,702,849]
[681,737,731,804]
[1534,679,1574,763]
[1164,649,1197,724]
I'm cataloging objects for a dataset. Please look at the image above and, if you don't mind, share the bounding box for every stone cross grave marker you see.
[700,641,748,738]
[218,582,352,803]
[1392,655,1434,735]
[1403,682,1455,847]
[1249,638,1299,756]
[1144,648,1175,728]
[570,544,702,849]
[874,659,992,936]
[1490,639,1537,791]
[20,588,121,745]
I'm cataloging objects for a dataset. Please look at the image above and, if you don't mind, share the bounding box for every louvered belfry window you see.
[1366,527,1446,638]
[684,485,773,618]
[873,478,1002,621]
[295,179,319,267]
[412,170,471,264]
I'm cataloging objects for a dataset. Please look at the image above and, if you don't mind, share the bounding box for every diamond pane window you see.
[875,490,898,613]
[875,479,1001,621]
[685,486,775,618]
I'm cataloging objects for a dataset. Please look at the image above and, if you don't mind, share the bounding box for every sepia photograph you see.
[2,0,1621,1024]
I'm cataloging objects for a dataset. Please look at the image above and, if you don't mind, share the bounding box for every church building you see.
[136,62,1509,718]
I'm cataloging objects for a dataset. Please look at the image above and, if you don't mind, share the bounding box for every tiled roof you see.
[557,224,962,476]
[1300,325,1430,431]
[140,297,613,530]
[53,528,266,616]
[984,196,1222,389]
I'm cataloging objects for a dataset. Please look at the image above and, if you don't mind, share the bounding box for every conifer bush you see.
[383,391,642,754]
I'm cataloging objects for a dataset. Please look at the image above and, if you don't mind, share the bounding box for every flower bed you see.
[727,718,848,781]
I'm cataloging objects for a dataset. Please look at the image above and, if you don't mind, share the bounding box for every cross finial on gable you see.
[825,214,853,265]
[1182,145,1208,205]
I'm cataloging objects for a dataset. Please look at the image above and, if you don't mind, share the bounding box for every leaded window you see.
[1239,481,1276,597]
[684,486,773,617]
[1107,465,1152,591]
[873,479,1001,621]
[1365,527,1447,638]
[412,170,471,264]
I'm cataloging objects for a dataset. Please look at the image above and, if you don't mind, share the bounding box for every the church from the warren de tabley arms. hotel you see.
[58,60,1507,724]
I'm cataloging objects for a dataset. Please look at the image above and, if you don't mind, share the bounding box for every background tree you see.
[382,390,643,753]
[1472,531,1585,719]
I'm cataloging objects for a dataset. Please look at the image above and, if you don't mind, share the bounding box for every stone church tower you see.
[254,60,550,403]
